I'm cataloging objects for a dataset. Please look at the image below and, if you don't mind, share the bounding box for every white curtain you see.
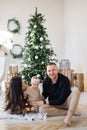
[0,51,6,82]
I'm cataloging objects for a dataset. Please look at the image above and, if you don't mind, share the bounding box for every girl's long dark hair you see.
[4,76,24,114]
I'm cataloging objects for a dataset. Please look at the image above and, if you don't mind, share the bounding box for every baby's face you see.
[32,83,39,88]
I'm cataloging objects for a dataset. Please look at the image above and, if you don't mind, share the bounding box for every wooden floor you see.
[0,119,64,130]
[0,92,87,130]
[0,115,87,130]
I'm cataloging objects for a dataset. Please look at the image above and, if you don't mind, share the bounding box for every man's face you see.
[47,64,58,80]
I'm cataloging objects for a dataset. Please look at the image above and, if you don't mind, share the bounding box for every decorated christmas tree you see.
[21,8,57,83]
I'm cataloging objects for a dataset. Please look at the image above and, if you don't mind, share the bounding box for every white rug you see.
[0,112,47,121]
[0,92,47,121]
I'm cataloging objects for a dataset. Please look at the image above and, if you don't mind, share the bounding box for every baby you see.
[25,76,44,112]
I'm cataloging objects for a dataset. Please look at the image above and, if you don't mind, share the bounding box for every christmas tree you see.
[21,8,57,83]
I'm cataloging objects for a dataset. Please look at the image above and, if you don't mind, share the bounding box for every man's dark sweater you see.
[42,73,71,105]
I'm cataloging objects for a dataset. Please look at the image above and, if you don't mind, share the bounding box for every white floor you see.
[79,92,87,104]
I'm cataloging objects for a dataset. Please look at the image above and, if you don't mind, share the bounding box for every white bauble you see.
[34,25,37,28]
[22,75,25,79]
[37,74,40,77]
[24,64,27,68]
[40,37,43,41]
[35,46,39,49]
[28,58,31,61]
[30,33,33,37]
[35,55,38,59]
[40,46,43,49]
[41,61,44,64]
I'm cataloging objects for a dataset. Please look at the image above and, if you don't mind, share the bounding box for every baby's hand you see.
[36,101,44,106]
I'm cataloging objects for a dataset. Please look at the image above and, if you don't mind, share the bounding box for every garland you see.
[7,18,21,33]
[10,44,23,58]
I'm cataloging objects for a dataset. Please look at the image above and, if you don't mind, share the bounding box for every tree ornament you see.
[40,46,43,49]
[22,75,25,79]
[24,64,27,68]
[30,33,33,37]
[35,55,38,59]
[37,74,40,77]
[28,58,31,61]
[35,46,39,49]
[40,37,43,41]
[34,25,37,28]
[41,61,44,64]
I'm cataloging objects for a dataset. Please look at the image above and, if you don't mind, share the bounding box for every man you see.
[40,62,80,126]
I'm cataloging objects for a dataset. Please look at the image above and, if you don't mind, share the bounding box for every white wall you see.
[0,0,64,76]
[0,0,87,90]
[0,0,64,58]
[64,0,87,90]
